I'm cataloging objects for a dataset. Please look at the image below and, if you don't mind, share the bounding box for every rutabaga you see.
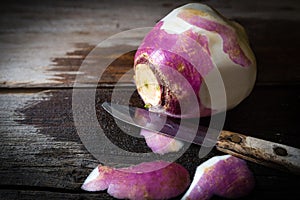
[134,3,256,118]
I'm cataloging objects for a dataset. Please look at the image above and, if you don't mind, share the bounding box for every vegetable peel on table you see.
[81,161,190,199]
[182,155,255,200]
[134,3,256,118]
[134,106,184,155]
[83,3,257,200]
[140,128,184,155]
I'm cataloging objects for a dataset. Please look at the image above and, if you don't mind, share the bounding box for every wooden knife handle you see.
[216,130,300,174]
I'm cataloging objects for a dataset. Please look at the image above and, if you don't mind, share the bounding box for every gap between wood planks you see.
[0,18,300,88]
[0,82,300,92]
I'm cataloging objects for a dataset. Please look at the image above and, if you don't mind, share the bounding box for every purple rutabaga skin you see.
[135,22,213,117]
[82,161,190,200]
[140,129,184,155]
[178,9,252,67]
[135,22,214,77]
[182,155,255,200]
[184,28,211,56]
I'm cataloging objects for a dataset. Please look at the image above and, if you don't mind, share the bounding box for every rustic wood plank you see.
[0,189,113,200]
[0,91,99,190]
[1,1,300,199]
[0,184,299,200]
[224,85,300,147]
[0,86,299,199]
[0,0,192,88]
[0,0,299,88]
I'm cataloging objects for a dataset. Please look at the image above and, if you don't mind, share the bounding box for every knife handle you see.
[216,130,300,174]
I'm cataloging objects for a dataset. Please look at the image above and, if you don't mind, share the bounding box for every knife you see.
[102,102,300,174]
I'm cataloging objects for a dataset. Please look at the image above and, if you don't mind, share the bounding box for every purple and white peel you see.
[82,161,190,199]
[140,129,184,155]
[134,3,256,118]
[182,155,255,200]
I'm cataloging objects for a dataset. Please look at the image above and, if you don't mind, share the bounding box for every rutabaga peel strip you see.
[140,128,184,155]
[182,155,255,200]
[82,161,190,200]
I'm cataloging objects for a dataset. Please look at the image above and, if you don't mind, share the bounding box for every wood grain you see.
[1,86,300,199]
[0,0,299,88]
[0,189,113,200]
[1,0,300,199]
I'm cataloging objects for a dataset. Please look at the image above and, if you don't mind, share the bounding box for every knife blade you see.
[102,102,300,174]
[102,101,217,147]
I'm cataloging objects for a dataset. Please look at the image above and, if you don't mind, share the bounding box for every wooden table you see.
[0,0,299,199]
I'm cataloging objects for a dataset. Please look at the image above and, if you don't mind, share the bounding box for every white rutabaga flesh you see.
[134,3,256,118]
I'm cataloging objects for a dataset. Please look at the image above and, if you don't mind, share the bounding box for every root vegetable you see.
[134,3,256,118]
[82,161,190,199]
[182,155,255,200]
[140,128,184,155]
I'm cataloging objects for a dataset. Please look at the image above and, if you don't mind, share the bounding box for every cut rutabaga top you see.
[134,3,256,118]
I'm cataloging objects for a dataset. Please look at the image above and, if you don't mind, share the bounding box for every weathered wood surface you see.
[0,0,300,199]
[0,0,299,88]
[0,86,300,199]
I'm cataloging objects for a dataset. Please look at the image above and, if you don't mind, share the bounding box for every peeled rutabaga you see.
[134,3,256,117]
